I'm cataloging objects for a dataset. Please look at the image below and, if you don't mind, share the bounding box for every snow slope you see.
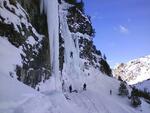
[134,79,150,92]
[0,35,149,113]
[0,37,22,77]
[1,68,150,113]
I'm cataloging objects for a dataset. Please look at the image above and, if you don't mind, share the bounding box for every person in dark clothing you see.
[69,85,72,93]
[83,83,86,91]
[62,80,65,91]
[58,0,61,4]
[37,87,40,91]
[110,89,112,95]
[70,51,73,58]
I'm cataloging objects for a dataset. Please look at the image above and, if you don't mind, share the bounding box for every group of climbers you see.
[69,83,87,93]
[63,81,113,96]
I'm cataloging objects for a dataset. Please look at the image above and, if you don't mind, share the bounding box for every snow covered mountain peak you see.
[114,55,150,85]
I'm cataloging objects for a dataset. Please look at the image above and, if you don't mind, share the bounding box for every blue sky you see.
[84,0,150,68]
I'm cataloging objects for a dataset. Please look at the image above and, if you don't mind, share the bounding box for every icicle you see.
[40,0,44,14]
[42,0,61,91]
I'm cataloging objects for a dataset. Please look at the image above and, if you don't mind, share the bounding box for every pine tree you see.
[130,87,141,107]
[118,76,123,81]
[65,0,77,4]
[9,0,17,6]
[76,0,84,12]
[99,59,112,76]
[118,81,129,96]
[131,96,141,107]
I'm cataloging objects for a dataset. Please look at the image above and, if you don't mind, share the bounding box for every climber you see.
[110,89,112,95]
[83,83,86,91]
[58,0,61,4]
[70,51,73,58]
[37,87,40,91]
[69,85,72,93]
[62,80,65,91]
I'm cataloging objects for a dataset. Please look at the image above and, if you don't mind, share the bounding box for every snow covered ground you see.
[0,37,23,78]
[134,79,150,92]
[0,68,150,113]
[0,36,149,113]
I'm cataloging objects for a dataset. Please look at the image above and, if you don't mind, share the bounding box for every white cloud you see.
[91,12,103,20]
[127,18,131,22]
[119,25,129,34]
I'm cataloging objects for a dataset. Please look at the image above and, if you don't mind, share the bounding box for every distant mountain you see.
[134,79,150,92]
[114,55,150,85]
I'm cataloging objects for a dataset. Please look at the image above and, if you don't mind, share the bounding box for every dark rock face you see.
[67,6,95,37]
[17,0,50,88]
[16,66,50,88]
[17,0,48,35]
[59,33,65,72]
[0,0,50,88]
[0,21,25,47]
[65,3,112,76]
